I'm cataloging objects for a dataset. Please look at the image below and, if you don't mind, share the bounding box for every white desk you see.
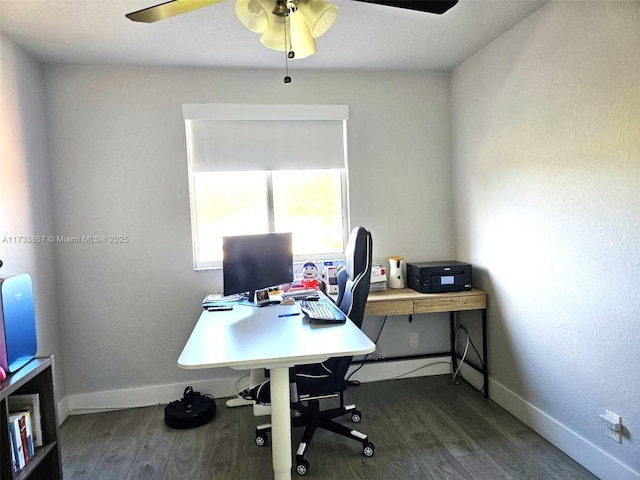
[178,300,375,480]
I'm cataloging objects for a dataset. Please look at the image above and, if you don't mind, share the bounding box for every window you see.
[183,104,349,270]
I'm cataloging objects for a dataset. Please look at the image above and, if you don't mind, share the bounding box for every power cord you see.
[452,326,470,383]
[346,315,389,384]
[233,372,252,398]
[455,324,485,369]
[452,323,485,393]
[393,360,452,379]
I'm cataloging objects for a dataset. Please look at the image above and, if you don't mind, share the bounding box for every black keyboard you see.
[300,300,346,324]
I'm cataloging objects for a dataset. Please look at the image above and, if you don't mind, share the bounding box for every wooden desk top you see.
[365,288,486,316]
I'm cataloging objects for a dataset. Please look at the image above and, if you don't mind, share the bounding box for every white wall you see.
[0,35,66,396]
[451,2,639,478]
[43,66,454,406]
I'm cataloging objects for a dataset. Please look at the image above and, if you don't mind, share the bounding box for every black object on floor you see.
[164,386,216,429]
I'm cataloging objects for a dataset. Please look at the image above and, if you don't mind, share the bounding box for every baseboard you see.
[62,376,243,416]
[59,357,452,419]
[57,394,70,425]
[347,356,452,383]
[488,374,640,480]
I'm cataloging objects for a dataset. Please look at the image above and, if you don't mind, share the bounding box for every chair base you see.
[254,394,374,476]
[225,396,254,408]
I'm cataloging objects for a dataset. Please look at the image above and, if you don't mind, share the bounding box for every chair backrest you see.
[292,227,373,397]
[314,226,372,392]
[337,226,373,329]
[336,227,373,328]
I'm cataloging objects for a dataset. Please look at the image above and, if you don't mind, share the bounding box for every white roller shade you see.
[183,104,348,172]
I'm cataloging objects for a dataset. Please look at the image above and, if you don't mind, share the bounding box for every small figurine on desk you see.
[300,262,319,290]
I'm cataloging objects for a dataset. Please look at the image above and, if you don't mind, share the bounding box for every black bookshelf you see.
[0,356,62,480]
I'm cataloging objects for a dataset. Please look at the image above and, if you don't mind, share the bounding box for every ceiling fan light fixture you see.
[259,14,291,51]
[235,0,269,33]
[298,0,338,38]
[235,0,337,58]
[289,10,317,59]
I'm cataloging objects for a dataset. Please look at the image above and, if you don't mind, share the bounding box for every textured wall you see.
[42,66,454,396]
[451,2,639,477]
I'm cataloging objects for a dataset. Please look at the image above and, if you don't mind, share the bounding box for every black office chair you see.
[253,226,374,476]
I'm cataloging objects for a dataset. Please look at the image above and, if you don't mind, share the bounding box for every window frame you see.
[183,104,350,271]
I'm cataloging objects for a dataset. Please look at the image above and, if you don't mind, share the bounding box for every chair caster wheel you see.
[296,458,309,475]
[351,410,362,423]
[255,432,268,446]
[363,441,375,457]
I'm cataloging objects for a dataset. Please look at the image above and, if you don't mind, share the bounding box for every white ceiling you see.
[0,0,547,71]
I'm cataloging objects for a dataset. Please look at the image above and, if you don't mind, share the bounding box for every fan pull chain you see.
[284,14,292,84]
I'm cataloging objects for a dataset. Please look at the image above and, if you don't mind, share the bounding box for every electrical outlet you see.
[409,332,419,348]
[599,410,622,443]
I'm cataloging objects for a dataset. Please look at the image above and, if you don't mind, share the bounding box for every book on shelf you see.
[8,413,27,470]
[19,412,32,461]
[8,416,19,472]
[8,410,36,471]
[9,393,43,447]
[23,410,35,458]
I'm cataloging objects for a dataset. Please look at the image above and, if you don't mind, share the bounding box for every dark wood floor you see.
[60,375,599,480]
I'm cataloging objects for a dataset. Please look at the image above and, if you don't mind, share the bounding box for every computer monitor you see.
[222,232,294,303]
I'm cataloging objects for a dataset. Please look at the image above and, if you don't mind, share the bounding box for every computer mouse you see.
[281,297,295,305]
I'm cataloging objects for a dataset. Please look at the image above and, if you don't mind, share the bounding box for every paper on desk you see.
[202,293,242,306]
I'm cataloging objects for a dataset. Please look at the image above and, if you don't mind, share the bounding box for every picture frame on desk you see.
[256,288,270,305]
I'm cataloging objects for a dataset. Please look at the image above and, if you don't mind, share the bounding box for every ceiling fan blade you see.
[126,0,226,23]
[351,0,458,15]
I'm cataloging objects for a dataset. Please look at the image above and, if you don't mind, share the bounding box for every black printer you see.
[407,261,472,293]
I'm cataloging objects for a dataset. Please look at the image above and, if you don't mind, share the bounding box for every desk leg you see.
[270,366,292,480]
[449,312,457,374]
[482,308,488,398]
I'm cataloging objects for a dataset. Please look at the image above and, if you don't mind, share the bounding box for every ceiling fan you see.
[126,0,458,23]
[126,0,458,81]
